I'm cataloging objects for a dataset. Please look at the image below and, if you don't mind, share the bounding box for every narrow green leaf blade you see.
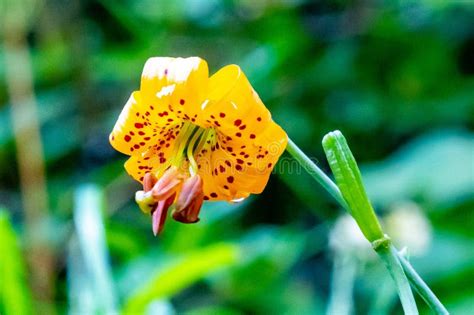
[0,209,33,315]
[72,184,118,314]
[123,243,239,314]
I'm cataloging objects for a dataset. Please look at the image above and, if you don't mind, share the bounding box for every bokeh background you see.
[1,0,473,314]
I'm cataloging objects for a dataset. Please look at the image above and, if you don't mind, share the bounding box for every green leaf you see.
[0,209,32,315]
[70,185,118,314]
[123,243,239,314]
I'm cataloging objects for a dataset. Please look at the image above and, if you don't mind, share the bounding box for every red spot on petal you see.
[180,99,185,105]
[257,117,262,121]
[234,119,242,126]
[220,112,226,118]
[124,135,131,142]
[210,192,218,198]
[236,132,242,137]
[227,176,234,183]
[135,123,144,128]
[250,134,256,139]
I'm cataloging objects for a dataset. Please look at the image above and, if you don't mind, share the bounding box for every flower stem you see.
[285,136,449,315]
[286,138,349,210]
[372,237,418,315]
[397,252,449,315]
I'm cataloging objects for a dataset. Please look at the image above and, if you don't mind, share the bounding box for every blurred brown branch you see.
[1,1,55,313]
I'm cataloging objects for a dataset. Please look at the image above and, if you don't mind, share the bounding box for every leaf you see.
[70,184,118,314]
[0,209,32,315]
[122,243,238,314]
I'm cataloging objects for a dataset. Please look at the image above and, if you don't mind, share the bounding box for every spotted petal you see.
[141,57,209,126]
[195,65,288,201]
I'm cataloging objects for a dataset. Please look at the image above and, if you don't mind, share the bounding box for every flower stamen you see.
[186,127,206,175]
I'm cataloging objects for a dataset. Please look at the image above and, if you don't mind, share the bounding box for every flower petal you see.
[195,123,286,201]
[109,91,182,156]
[124,145,176,183]
[193,65,288,200]
[141,57,209,126]
[202,65,271,138]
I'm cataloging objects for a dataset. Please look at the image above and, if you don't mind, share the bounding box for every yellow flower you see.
[110,57,287,234]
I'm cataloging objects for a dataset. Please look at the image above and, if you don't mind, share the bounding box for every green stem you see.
[373,238,418,315]
[397,253,449,315]
[286,138,349,210]
[285,136,449,315]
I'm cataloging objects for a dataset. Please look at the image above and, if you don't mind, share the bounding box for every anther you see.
[172,175,204,223]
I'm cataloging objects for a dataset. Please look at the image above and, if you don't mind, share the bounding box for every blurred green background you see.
[0,0,473,314]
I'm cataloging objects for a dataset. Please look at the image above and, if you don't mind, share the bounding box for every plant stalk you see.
[285,136,449,315]
[373,238,418,315]
[397,253,449,315]
[2,3,55,313]
[286,139,349,210]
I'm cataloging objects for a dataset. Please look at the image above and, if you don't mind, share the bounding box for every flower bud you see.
[322,130,384,242]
